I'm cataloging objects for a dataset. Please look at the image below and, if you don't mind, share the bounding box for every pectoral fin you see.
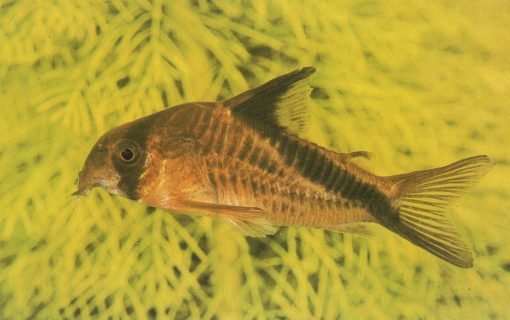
[177,200,278,237]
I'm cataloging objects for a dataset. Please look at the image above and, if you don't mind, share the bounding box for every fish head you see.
[73,137,122,197]
[73,120,152,200]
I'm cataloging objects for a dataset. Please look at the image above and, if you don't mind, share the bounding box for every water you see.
[1,0,509,318]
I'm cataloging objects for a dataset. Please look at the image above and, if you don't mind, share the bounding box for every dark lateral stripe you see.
[358,182,376,200]
[341,177,361,198]
[281,136,300,167]
[339,172,356,195]
[301,146,319,178]
[369,192,396,224]
[330,169,348,192]
[269,134,394,222]
[309,149,327,183]
[276,133,289,156]
[293,143,306,168]
[323,164,340,190]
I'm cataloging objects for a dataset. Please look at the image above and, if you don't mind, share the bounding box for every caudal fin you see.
[387,155,493,268]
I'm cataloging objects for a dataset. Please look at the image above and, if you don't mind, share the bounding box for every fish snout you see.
[72,161,123,198]
[71,168,98,197]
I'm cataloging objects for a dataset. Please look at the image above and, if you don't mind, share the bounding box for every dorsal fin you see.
[222,67,316,136]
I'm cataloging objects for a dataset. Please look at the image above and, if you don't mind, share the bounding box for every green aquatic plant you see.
[1,0,509,318]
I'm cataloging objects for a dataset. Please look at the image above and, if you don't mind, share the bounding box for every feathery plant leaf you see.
[0,0,509,318]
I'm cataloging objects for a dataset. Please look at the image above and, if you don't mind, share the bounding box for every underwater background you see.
[1,0,509,318]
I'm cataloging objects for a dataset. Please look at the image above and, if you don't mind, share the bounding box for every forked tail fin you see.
[387,155,493,268]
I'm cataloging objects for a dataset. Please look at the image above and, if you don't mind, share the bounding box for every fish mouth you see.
[71,169,97,197]
[71,166,122,198]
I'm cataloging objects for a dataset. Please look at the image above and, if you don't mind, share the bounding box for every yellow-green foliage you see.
[1,0,509,318]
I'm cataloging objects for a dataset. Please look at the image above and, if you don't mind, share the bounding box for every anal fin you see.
[328,222,376,238]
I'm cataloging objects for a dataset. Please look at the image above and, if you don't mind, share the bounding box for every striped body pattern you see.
[74,67,493,267]
[166,103,381,230]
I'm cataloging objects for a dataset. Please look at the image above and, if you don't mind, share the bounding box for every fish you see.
[73,67,493,268]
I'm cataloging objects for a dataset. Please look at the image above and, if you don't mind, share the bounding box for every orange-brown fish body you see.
[140,103,383,230]
[74,67,493,268]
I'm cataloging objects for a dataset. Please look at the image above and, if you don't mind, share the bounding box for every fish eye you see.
[120,148,135,162]
[115,139,141,164]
